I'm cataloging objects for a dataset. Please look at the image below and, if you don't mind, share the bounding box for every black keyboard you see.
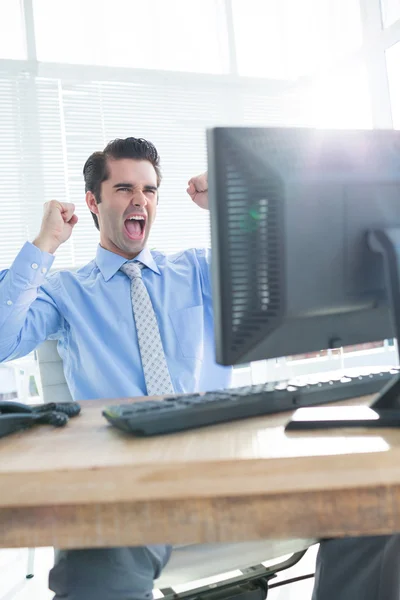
[102,369,399,436]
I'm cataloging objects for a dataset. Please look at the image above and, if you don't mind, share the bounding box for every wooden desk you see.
[0,395,399,549]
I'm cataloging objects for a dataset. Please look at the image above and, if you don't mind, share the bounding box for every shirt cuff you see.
[11,241,56,287]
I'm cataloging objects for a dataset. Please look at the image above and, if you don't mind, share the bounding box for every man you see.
[0,136,399,599]
[0,136,230,599]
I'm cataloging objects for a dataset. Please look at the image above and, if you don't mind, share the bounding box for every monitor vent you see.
[222,140,284,358]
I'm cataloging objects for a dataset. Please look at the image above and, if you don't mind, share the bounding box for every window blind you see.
[0,75,32,267]
[0,71,304,270]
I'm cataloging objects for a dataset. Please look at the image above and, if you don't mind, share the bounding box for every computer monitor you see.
[207,127,400,379]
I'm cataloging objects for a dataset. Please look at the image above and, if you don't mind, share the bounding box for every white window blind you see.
[0,69,308,269]
[0,75,32,267]
[386,41,400,128]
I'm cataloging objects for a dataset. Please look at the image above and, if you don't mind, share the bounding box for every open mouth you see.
[124,215,146,240]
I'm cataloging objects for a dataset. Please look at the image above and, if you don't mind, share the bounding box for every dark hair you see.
[83,137,162,230]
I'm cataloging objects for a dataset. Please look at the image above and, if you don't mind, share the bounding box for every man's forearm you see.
[32,236,59,255]
[0,242,57,362]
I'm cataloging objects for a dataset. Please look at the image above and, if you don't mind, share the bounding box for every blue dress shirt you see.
[0,242,232,400]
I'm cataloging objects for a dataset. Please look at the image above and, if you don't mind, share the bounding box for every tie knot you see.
[120,261,144,280]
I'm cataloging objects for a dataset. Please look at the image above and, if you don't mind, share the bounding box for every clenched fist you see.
[33,201,78,254]
[187,172,208,210]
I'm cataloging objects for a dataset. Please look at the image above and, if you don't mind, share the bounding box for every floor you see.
[267,545,317,600]
[0,548,53,600]
[0,545,318,600]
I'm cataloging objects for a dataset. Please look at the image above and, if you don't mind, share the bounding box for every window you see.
[0,0,380,273]
[305,63,373,129]
[232,0,362,80]
[33,0,229,74]
[381,0,400,28]
[386,41,400,128]
[0,0,26,59]
[0,77,33,267]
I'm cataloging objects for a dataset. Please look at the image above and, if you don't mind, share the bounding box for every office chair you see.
[30,340,316,598]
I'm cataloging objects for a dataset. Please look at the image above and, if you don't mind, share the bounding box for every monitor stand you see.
[368,228,400,410]
[284,227,400,433]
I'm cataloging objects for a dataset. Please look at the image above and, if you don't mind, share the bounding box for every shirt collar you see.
[95,245,161,282]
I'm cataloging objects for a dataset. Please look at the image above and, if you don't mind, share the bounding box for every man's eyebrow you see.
[113,183,158,190]
[113,182,134,189]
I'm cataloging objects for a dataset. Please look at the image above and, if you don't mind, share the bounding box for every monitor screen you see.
[207,127,400,366]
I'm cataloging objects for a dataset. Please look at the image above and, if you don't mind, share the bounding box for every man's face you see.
[88,158,158,259]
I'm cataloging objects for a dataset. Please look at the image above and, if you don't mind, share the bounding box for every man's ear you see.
[86,191,99,215]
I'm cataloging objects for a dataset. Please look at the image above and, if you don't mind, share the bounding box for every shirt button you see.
[6,300,12,306]
[41,267,47,274]
[31,263,38,270]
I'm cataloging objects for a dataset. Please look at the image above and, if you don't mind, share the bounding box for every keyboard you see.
[102,369,399,436]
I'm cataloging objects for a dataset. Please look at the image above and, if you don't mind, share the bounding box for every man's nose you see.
[133,191,147,207]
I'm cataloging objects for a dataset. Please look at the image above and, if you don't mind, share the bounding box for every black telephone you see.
[0,401,81,438]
